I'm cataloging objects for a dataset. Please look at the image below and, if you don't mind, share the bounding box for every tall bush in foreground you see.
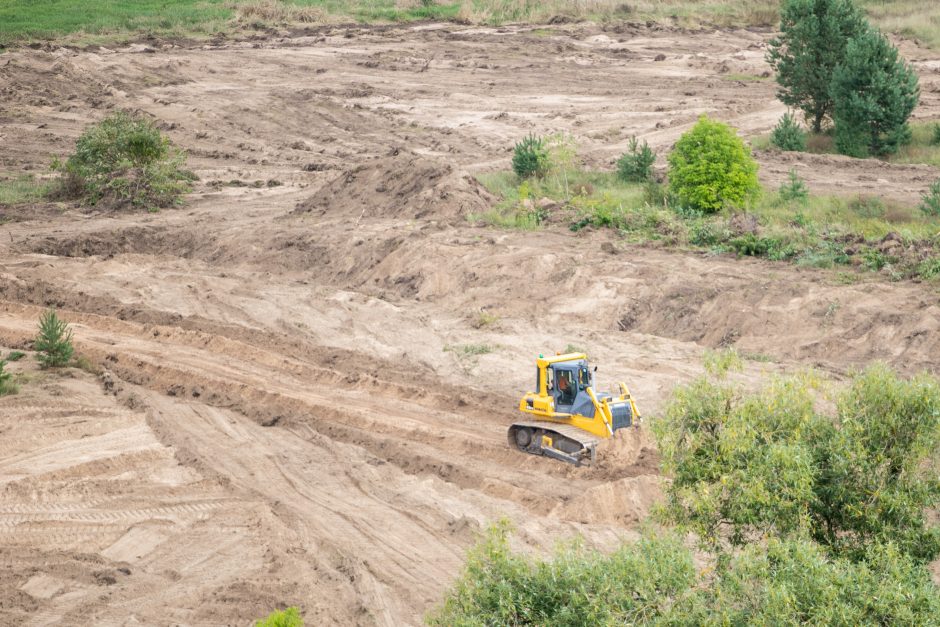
[667,116,760,214]
[55,111,194,209]
[831,27,920,158]
[655,364,940,562]
[430,524,940,625]
[767,0,868,132]
[34,309,74,369]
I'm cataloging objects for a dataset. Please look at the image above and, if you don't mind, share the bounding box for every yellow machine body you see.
[510,353,640,466]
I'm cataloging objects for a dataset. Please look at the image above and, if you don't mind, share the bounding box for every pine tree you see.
[767,0,868,132]
[34,309,74,369]
[831,27,920,157]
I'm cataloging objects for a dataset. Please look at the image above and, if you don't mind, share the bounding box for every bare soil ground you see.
[1,22,939,625]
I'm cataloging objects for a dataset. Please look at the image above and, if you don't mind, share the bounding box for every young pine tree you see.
[831,27,920,158]
[34,309,74,369]
[767,0,868,132]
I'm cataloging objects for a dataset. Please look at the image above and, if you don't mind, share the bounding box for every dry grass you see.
[234,0,326,24]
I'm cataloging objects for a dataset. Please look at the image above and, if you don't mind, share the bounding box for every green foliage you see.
[671,538,940,625]
[778,168,809,205]
[702,348,743,376]
[932,123,940,146]
[667,116,760,214]
[767,0,868,132]
[254,607,303,627]
[616,136,655,182]
[55,111,194,209]
[655,364,940,562]
[0,360,17,396]
[427,521,696,626]
[920,179,940,217]
[432,523,940,625]
[918,257,940,280]
[831,27,920,157]
[511,134,550,180]
[5,350,25,362]
[770,112,807,151]
[34,309,74,369]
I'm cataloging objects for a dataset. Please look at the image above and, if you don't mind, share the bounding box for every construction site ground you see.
[1,21,939,625]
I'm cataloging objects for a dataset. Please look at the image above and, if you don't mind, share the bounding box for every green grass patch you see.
[0,175,52,205]
[478,163,940,282]
[2,1,938,49]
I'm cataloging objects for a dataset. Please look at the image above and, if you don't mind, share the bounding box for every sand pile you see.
[293,152,495,221]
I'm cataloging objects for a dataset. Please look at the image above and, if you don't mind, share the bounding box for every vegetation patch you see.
[53,111,195,211]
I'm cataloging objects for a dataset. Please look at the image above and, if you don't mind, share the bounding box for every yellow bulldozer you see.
[509,352,640,466]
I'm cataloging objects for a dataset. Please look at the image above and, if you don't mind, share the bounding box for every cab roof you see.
[536,352,588,367]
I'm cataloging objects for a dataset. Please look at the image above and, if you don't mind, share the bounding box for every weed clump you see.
[0,360,17,396]
[54,111,194,210]
[770,112,807,151]
[511,134,549,179]
[254,607,303,627]
[667,115,760,214]
[616,136,655,182]
[34,309,74,369]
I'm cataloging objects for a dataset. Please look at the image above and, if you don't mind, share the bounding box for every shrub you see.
[511,134,549,179]
[920,179,940,217]
[5,350,25,362]
[254,607,303,627]
[778,169,809,205]
[831,27,920,157]
[770,112,807,151]
[55,111,194,209]
[616,136,656,182]
[654,364,940,562]
[428,522,696,626]
[767,0,868,132]
[431,524,940,625]
[34,309,74,369]
[0,360,16,396]
[667,116,760,214]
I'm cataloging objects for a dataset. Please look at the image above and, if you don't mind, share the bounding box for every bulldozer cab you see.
[544,358,592,415]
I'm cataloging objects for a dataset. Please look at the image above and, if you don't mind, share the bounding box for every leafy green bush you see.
[511,134,550,179]
[431,524,940,625]
[920,179,940,217]
[767,0,868,132]
[831,27,920,157]
[0,360,17,396]
[254,607,303,627]
[34,309,74,369]
[654,364,940,562]
[55,111,194,209]
[667,116,760,214]
[5,350,25,362]
[428,522,696,626]
[770,112,807,151]
[616,136,655,182]
[778,169,809,205]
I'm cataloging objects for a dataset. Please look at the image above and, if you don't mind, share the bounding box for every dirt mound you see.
[293,152,494,221]
[551,475,662,525]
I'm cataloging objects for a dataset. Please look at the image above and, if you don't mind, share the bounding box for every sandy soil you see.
[1,21,939,625]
